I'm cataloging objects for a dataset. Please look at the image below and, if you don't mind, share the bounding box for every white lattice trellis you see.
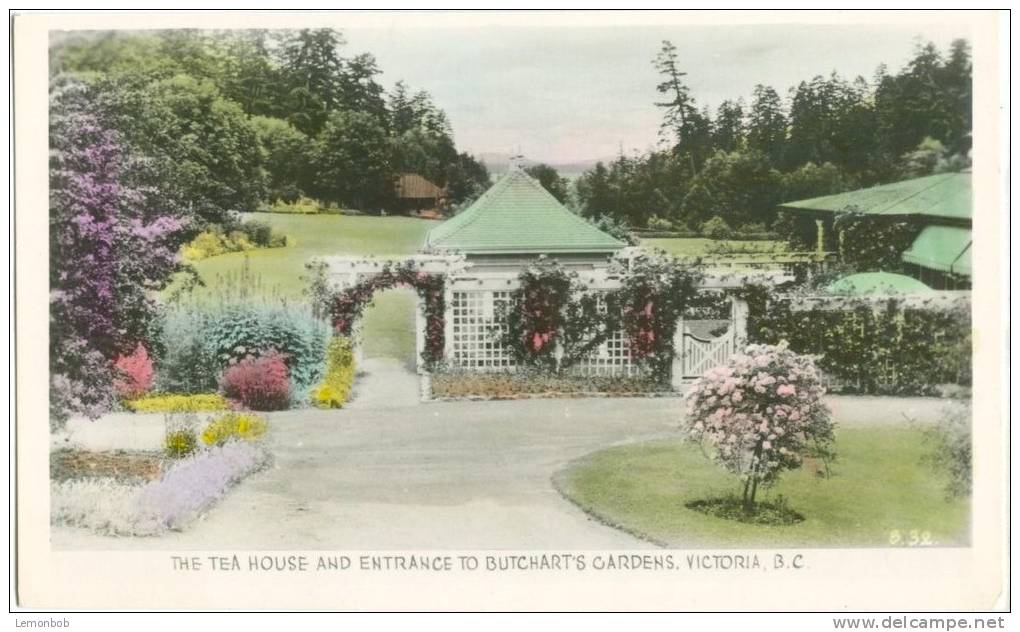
[571,328,641,377]
[315,254,760,389]
[450,290,514,370]
[450,289,643,375]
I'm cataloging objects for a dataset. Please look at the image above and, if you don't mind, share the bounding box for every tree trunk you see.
[743,442,764,512]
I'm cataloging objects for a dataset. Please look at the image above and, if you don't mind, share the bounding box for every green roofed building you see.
[779,171,972,290]
[422,168,625,270]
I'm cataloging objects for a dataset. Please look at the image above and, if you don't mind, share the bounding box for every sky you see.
[342,22,971,165]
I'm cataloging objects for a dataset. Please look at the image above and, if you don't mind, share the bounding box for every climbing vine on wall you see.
[833,210,922,272]
[497,260,578,370]
[739,283,971,395]
[605,254,707,379]
[311,260,447,370]
[496,254,706,381]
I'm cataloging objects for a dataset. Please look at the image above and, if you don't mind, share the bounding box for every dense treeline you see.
[48,28,493,423]
[575,39,972,233]
[51,28,491,220]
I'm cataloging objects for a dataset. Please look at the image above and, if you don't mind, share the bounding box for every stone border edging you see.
[423,391,684,403]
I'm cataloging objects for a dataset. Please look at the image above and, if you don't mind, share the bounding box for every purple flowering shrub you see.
[684,341,835,510]
[135,441,271,533]
[49,79,190,426]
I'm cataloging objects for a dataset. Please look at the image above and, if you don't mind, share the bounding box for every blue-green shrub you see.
[202,304,328,396]
[156,303,328,403]
[155,308,220,394]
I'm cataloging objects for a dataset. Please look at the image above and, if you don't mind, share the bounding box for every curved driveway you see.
[53,396,685,550]
[52,364,947,551]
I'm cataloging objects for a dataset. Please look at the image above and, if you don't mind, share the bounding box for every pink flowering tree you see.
[683,341,836,511]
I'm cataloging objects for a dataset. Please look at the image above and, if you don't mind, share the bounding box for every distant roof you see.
[423,169,625,254]
[824,272,935,296]
[396,173,444,199]
[902,225,972,277]
[779,172,971,222]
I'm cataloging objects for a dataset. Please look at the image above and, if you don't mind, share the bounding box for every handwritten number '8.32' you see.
[889,529,934,546]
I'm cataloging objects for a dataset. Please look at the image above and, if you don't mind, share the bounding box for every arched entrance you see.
[318,255,467,374]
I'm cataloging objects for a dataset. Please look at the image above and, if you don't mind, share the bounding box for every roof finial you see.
[509,149,526,172]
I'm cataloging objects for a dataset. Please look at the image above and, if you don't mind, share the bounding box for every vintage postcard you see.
[12,10,1008,612]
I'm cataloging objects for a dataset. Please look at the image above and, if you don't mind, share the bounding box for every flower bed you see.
[201,412,268,446]
[123,393,230,413]
[155,301,328,406]
[180,222,288,262]
[51,441,271,536]
[429,369,671,400]
[311,336,357,408]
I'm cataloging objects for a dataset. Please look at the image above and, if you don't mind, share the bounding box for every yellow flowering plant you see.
[312,336,356,408]
[200,412,268,446]
[125,393,230,413]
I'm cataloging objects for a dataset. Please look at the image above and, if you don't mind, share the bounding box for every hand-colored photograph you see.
[46,17,978,555]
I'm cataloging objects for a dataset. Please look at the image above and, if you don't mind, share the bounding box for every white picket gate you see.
[678,320,738,381]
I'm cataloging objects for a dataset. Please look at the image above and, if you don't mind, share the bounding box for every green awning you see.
[901,226,973,276]
[779,172,971,221]
[952,243,972,276]
[825,272,934,295]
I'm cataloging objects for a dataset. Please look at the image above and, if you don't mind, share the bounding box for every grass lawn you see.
[641,238,785,258]
[554,425,969,548]
[171,216,786,365]
[169,212,435,365]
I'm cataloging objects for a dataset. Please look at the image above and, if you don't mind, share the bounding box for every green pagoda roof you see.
[779,172,971,222]
[423,169,626,254]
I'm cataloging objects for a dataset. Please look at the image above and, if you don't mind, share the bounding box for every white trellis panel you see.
[569,292,644,377]
[449,289,644,376]
[569,328,642,377]
[450,290,515,370]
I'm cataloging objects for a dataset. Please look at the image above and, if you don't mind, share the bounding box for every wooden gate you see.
[679,320,737,380]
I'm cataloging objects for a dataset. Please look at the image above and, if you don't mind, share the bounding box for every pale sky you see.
[343,22,970,165]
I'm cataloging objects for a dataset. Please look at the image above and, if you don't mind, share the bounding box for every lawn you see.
[641,237,786,258]
[554,425,969,548]
[168,212,436,365]
[170,215,786,365]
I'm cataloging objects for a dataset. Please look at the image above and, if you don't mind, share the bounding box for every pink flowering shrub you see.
[112,343,155,400]
[220,351,291,411]
[684,341,835,510]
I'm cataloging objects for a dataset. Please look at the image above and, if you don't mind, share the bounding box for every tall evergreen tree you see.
[524,163,570,204]
[310,110,394,211]
[277,28,346,134]
[337,52,388,123]
[221,30,277,117]
[654,40,703,173]
[746,85,787,166]
[713,99,745,153]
